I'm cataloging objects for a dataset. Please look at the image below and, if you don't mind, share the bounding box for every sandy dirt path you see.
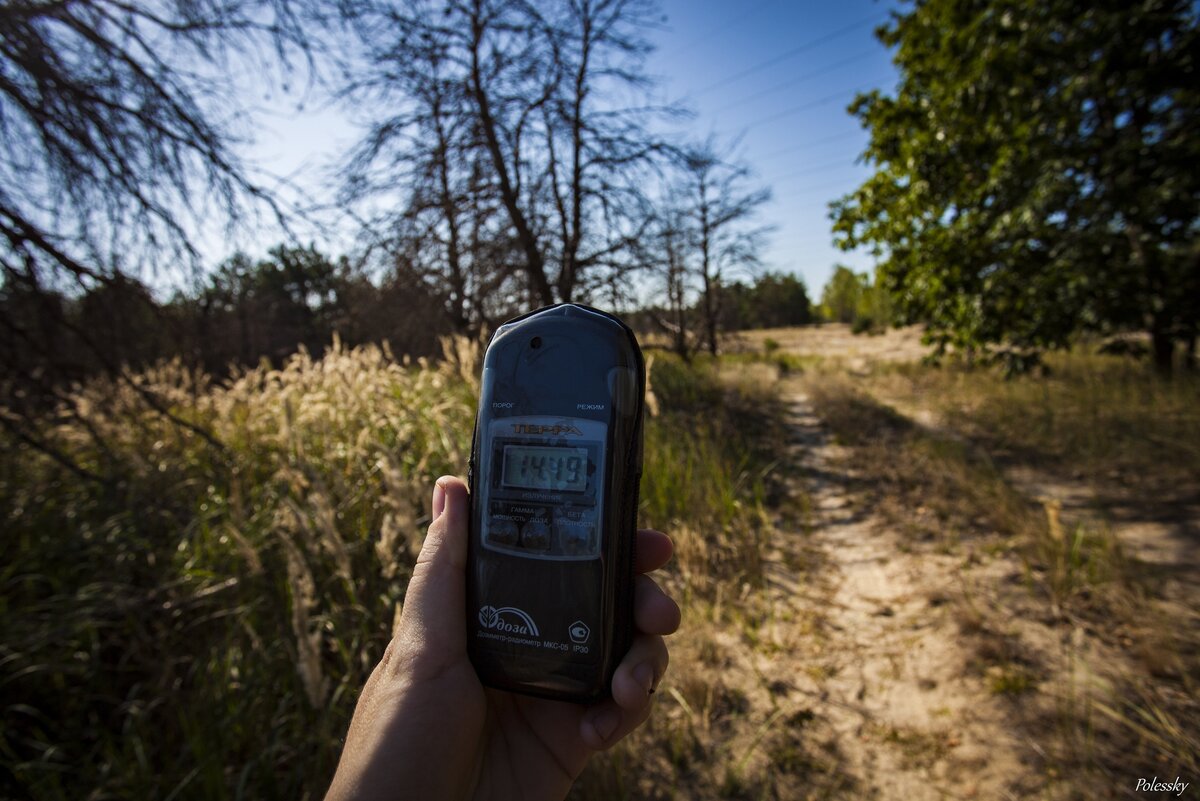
[768,388,1038,800]
[638,326,1192,800]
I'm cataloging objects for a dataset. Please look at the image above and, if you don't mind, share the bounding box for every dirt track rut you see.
[771,390,1036,800]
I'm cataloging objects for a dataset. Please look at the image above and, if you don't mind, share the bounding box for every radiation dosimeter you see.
[466,304,645,702]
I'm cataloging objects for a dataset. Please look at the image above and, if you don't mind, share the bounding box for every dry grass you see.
[805,373,1040,551]
[10,329,1192,800]
[569,354,801,801]
[1,340,793,800]
[865,349,1200,499]
[803,357,1200,798]
[1,338,479,800]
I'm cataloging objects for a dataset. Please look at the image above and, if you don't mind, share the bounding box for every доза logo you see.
[478,605,540,637]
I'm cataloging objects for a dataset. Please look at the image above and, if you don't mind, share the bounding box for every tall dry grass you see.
[1,341,787,800]
[804,356,1200,796]
[570,355,793,801]
[1,338,476,800]
[869,349,1200,497]
[638,357,782,598]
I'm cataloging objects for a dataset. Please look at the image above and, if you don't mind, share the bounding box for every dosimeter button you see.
[489,518,519,546]
[522,519,551,551]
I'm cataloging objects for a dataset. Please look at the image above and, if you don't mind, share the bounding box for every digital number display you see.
[502,445,588,491]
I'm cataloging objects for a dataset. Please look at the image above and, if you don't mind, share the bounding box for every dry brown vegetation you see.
[2,340,479,798]
[1,339,788,800]
[3,325,1197,800]
[581,326,1198,800]
[793,327,1199,799]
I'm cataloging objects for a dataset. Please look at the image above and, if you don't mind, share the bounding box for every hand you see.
[325,475,680,801]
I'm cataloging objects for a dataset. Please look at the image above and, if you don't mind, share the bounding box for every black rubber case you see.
[466,304,645,702]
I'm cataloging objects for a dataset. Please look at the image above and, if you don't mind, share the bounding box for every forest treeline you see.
[0,241,816,387]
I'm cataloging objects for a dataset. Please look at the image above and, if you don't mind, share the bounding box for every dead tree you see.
[680,138,771,356]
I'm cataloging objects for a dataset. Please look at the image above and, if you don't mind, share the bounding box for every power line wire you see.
[742,75,891,129]
[769,160,854,184]
[757,129,863,160]
[771,177,860,202]
[715,48,879,113]
[660,0,783,59]
[696,12,887,96]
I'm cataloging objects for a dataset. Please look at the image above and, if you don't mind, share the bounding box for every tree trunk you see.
[468,6,554,306]
[703,276,718,356]
[1151,325,1174,376]
[699,188,718,357]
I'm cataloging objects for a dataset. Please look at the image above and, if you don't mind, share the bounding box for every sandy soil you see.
[729,324,929,369]
[667,324,1197,801]
[758,389,1042,799]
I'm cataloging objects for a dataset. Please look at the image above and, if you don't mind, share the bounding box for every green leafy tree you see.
[752,272,813,328]
[195,245,354,366]
[832,0,1200,372]
[820,264,866,324]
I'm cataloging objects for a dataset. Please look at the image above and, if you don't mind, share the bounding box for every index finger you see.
[634,528,673,574]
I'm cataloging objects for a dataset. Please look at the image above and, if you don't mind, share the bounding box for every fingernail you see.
[432,480,447,519]
[589,707,620,743]
[633,662,655,695]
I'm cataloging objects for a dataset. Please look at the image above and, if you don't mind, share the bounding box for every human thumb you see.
[392,476,470,675]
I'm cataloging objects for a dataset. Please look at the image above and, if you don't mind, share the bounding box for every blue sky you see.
[644,0,900,295]
[236,0,901,300]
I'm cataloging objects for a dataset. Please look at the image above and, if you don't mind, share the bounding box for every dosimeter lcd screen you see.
[501,445,588,492]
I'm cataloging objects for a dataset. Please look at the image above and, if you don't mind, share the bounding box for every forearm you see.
[326,658,485,801]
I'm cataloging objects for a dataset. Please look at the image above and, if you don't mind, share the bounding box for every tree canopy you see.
[337,0,676,323]
[832,0,1200,371]
[722,272,812,331]
[818,264,892,332]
